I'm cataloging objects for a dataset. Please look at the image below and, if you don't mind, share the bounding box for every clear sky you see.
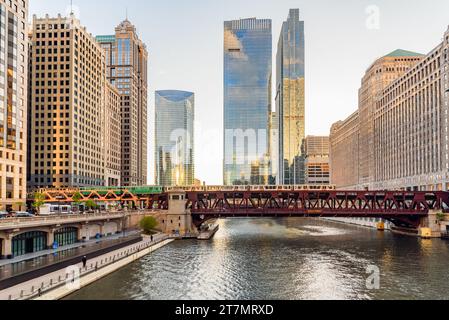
[29,0,449,185]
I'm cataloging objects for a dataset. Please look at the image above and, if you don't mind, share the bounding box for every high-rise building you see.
[357,49,423,189]
[29,14,107,188]
[269,111,278,185]
[104,82,121,186]
[303,136,330,185]
[330,27,449,191]
[96,20,148,186]
[155,90,194,186]
[0,0,28,212]
[223,18,272,186]
[276,9,305,185]
[329,111,359,189]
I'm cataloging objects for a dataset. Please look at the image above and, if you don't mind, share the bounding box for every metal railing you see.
[6,235,168,300]
[0,212,126,230]
[0,210,161,229]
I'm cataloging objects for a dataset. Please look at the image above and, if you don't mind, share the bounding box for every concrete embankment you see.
[35,237,174,300]
[0,235,142,291]
[0,234,173,300]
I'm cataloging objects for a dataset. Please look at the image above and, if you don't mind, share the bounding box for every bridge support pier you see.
[419,210,443,239]
[163,190,198,238]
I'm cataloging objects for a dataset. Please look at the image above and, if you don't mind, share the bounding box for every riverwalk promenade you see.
[0,233,173,300]
[0,230,141,278]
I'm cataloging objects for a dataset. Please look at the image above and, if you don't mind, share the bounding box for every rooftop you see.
[384,49,425,58]
[96,35,116,43]
[156,90,194,102]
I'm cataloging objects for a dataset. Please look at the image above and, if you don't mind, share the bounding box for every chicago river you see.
[66,219,449,300]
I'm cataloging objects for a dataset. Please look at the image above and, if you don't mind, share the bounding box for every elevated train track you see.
[27,185,449,228]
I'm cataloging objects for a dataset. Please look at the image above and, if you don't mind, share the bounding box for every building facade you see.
[303,136,330,185]
[330,28,449,191]
[97,20,148,186]
[329,111,360,189]
[276,9,305,185]
[155,90,194,186]
[0,0,28,211]
[223,17,272,186]
[104,82,121,186]
[29,14,106,188]
[357,49,424,189]
[372,34,449,191]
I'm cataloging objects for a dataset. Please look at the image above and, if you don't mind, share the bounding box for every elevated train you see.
[163,185,337,192]
[36,185,336,195]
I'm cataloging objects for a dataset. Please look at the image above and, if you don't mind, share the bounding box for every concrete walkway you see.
[0,233,170,300]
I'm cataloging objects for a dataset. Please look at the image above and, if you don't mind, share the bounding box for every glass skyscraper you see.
[155,90,195,186]
[223,18,272,186]
[276,9,305,185]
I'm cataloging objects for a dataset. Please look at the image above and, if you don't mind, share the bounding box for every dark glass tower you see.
[276,9,305,185]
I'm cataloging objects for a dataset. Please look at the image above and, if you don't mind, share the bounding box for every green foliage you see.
[139,216,158,234]
[72,192,83,204]
[84,199,98,210]
[436,212,446,221]
[32,192,46,213]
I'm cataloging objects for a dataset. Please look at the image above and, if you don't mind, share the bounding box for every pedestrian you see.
[82,256,87,269]
[150,235,154,242]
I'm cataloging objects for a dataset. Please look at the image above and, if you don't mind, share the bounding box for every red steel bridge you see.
[185,190,449,228]
[30,186,449,228]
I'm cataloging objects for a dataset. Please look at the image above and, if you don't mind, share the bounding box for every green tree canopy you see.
[139,216,158,234]
[32,192,46,213]
[84,199,98,210]
[436,212,446,221]
[72,192,83,204]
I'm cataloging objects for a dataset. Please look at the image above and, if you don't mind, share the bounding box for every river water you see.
[66,218,449,300]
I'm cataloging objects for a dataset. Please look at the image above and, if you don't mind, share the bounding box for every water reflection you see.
[66,218,449,300]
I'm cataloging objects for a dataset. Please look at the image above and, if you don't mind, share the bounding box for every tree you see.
[72,192,83,212]
[436,212,446,222]
[139,216,158,235]
[84,200,98,210]
[32,192,46,215]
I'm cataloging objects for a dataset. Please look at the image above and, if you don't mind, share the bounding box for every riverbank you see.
[35,237,174,300]
[0,234,173,300]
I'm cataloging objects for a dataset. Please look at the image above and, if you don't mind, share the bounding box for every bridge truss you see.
[186,190,449,228]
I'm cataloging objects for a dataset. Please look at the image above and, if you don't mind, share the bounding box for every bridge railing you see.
[0,212,128,229]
